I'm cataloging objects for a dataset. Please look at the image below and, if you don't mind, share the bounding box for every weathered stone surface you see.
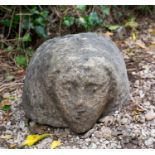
[22,33,130,133]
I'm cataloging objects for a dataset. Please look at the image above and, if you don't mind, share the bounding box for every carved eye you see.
[84,83,99,94]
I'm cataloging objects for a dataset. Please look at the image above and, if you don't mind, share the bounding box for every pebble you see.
[110,142,118,148]
[88,143,97,149]
[29,121,36,127]
[99,115,115,126]
[121,118,129,124]
[144,137,155,146]
[100,126,112,139]
[150,129,155,137]
[7,121,11,126]
[5,130,13,135]
[145,112,155,121]
[144,101,150,106]
[138,115,145,123]
[0,126,6,131]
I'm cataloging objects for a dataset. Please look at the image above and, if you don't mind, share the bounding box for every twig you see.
[0,38,22,42]
[0,81,23,93]
[16,13,32,16]
[18,7,22,48]
[0,6,12,12]
[58,19,62,36]
[38,5,43,11]
[6,8,16,39]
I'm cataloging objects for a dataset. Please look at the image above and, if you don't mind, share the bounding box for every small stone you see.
[5,130,12,135]
[121,118,129,124]
[151,129,155,137]
[85,138,91,142]
[137,115,145,123]
[110,143,118,148]
[145,112,155,121]
[145,137,154,146]
[29,121,36,127]
[99,115,115,126]
[0,126,6,131]
[144,101,150,106]
[1,134,12,140]
[132,139,139,145]
[89,143,97,149]
[116,26,127,39]
[117,145,122,149]
[112,130,122,136]
[7,121,11,126]
[100,126,112,139]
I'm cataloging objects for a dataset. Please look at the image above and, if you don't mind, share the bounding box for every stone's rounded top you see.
[43,32,118,54]
[22,32,130,133]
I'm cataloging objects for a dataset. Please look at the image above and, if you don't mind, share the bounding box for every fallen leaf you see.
[5,75,15,82]
[21,133,50,146]
[149,28,155,35]
[131,32,137,41]
[131,104,145,116]
[106,24,121,31]
[16,69,25,76]
[0,99,10,107]
[135,40,146,49]
[2,93,16,101]
[2,93,10,99]
[104,31,113,37]
[1,134,12,140]
[135,105,145,112]
[8,96,16,101]
[125,17,139,29]
[51,140,62,149]
[2,111,11,121]
[9,144,17,149]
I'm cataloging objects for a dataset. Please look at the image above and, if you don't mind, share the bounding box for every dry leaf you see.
[0,99,11,108]
[135,40,146,49]
[132,104,145,112]
[9,144,17,149]
[125,17,139,29]
[1,134,12,140]
[104,31,113,37]
[16,69,25,76]
[51,140,62,149]
[21,133,50,146]
[133,114,143,123]
[2,93,10,99]
[149,28,155,35]
[131,104,145,117]
[131,32,137,41]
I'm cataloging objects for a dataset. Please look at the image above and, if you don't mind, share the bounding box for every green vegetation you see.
[1,104,11,112]
[0,5,154,68]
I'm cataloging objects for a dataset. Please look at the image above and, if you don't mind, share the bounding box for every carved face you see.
[50,55,111,133]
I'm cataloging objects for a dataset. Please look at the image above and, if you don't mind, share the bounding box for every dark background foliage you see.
[0,5,154,67]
